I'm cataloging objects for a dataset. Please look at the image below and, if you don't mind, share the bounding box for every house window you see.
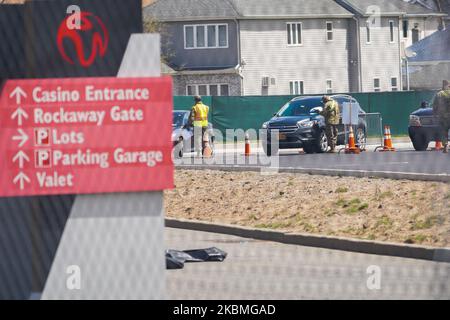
[290,80,304,95]
[209,85,218,96]
[402,20,408,38]
[184,24,228,49]
[366,25,371,43]
[218,25,228,47]
[373,78,381,92]
[391,77,398,91]
[389,20,395,43]
[326,21,333,41]
[186,84,230,96]
[220,84,229,96]
[196,25,206,48]
[198,84,208,96]
[287,22,302,45]
[326,80,333,94]
[207,25,216,48]
[185,26,195,48]
[186,85,196,96]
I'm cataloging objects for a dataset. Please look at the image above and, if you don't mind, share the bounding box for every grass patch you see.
[335,198,347,207]
[349,198,361,205]
[366,234,376,241]
[340,226,365,236]
[405,234,428,244]
[375,215,393,228]
[299,222,317,233]
[255,221,292,229]
[411,215,444,231]
[335,198,368,214]
[324,209,337,217]
[335,187,349,194]
[375,191,394,201]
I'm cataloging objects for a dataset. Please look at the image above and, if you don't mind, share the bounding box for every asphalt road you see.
[165,227,450,300]
[177,141,450,178]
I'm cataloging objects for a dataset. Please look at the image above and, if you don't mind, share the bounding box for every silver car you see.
[172,110,215,158]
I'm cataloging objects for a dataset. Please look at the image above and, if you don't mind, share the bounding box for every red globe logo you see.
[57,12,109,68]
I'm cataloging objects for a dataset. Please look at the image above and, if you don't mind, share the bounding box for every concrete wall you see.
[239,18,352,95]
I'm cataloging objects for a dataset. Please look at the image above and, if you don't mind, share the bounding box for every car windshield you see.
[173,112,187,127]
[277,99,322,117]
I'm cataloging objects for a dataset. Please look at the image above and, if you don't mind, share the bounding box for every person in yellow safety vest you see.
[433,80,450,153]
[190,95,210,157]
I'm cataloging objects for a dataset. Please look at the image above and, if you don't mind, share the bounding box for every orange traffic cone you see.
[244,133,251,157]
[377,126,396,152]
[345,126,360,154]
[432,140,443,151]
[202,133,213,158]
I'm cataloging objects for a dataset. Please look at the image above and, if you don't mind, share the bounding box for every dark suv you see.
[408,105,441,151]
[261,95,367,155]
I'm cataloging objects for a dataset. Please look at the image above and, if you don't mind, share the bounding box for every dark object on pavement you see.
[166,254,185,270]
[166,249,203,263]
[183,247,228,262]
[165,247,228,269]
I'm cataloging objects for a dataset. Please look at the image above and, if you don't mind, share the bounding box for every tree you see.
[143,17,174,65]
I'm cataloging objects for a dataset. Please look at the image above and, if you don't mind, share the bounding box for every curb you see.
[166,218,450,263]
[176,165,450,183]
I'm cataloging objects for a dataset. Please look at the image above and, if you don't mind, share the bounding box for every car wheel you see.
[173,138,184,159]
[302,143,315,154]
[356,127,366,151]
[262,143,278,157]
[411,134,429,151]
[314,130,328,153]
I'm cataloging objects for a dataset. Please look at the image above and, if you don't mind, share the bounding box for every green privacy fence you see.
[174,91,437,136]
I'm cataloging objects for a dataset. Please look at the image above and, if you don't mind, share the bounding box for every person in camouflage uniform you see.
[319,96,340,153]
[433,80,450,153]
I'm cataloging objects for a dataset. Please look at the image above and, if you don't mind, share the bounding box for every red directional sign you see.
[0,77,174,197]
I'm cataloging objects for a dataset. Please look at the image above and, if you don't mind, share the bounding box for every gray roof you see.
[143,0,238,21]
[144,0,353,21]
[407,27,450,63]
[338,0,444,16]
[228,0,353,18]
[442,0,450,18]
[403,0,438,10]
